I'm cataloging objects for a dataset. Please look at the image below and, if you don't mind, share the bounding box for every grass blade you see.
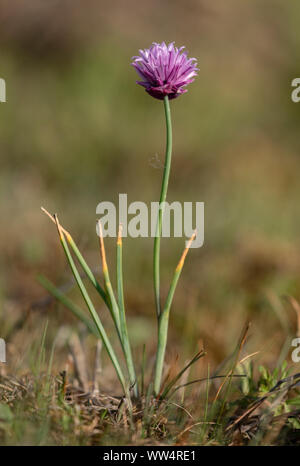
[97,220,121,333]
[41,207,109,307]
[116,225,138,397]
[160,350,205,400]
[54,214,126,393]
[154,231,197,396]
[215,322,250,425]
[140,344,146,397]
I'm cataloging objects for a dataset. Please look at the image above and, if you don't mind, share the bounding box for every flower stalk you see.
[132,42,198,396]
[153,95,173,317]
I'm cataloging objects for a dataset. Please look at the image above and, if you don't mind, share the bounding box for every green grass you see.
[1,329,299,446]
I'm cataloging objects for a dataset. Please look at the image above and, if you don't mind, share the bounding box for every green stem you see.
[153,265,182,396]
[66,234,109,307]
[153,232,196,396]
[153,96,172,317]
[117,233,139,398]
[102,267,121,334]
[41,209,109,308]
[55,217,126,393]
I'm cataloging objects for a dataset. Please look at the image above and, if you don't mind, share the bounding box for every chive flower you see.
[132,42,198,100]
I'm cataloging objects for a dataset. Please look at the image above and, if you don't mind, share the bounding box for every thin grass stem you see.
[141,344,146,397]
[160,349,205,400]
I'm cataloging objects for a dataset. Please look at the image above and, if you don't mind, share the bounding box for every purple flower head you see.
[131,42,198,100]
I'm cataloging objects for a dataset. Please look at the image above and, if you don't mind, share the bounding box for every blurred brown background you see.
[1,0,300,384]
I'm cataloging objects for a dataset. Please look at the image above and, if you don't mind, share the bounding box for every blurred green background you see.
[1,0,300,385]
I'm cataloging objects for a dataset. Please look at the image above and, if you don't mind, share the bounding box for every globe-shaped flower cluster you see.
[132,42,198,100]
